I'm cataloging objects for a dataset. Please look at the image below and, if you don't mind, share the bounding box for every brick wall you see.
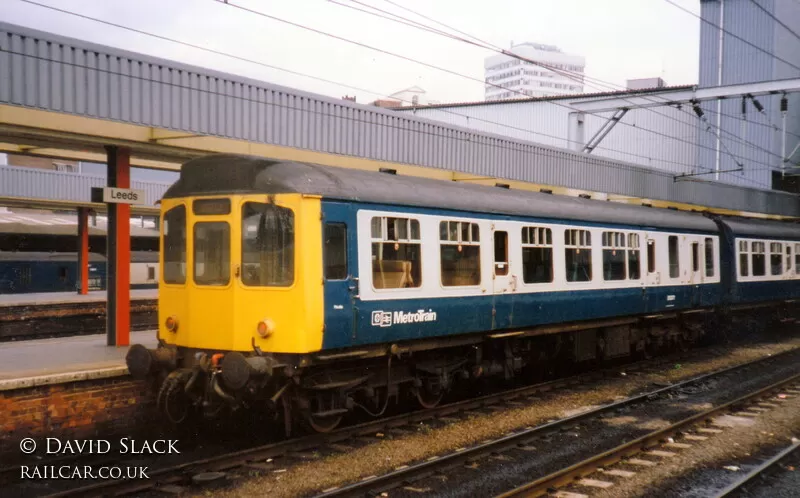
[1,376,156,460]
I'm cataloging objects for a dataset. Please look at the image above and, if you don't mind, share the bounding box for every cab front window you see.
[193,222,230,286]
[241,202,294,286]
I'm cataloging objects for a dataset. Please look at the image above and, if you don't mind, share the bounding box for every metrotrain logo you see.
[371,309,438,327]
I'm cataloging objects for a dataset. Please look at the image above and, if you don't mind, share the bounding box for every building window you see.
[647,239,656,273]
[628,234,641,279]
[668,236,679,279]
[371,217,421,289]
[751,241,766,276]
[440,220,481,287]
[602,231,626,281]
[565,229,592,282]
[770,242,783,276]
[521,226,553,283]
[241,203,294,286]
[162,205,186,284]
[739,240,749,277]
[324,223,347,280]
[705,238,714,277]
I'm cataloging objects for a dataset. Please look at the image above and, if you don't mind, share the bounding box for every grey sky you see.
[5,0,701,104]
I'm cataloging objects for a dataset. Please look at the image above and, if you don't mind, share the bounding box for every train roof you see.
[0,251,106,262]
[0,212,159,238]
[720,216,800,239]
[165,155,722,232]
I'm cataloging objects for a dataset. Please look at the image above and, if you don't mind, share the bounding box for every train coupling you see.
[126,344,177,379]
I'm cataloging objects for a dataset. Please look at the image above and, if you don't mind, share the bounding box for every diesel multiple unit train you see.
[127,155,800,432]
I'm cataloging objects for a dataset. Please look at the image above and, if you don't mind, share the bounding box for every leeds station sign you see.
[91,187,146,205]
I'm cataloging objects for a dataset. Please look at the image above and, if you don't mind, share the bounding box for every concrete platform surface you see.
[0,330,158,390]
[0,288,157,308]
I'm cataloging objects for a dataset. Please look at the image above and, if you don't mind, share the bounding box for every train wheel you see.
[157,369,193,426]
[415,386,444,409]
[305,413,343,433]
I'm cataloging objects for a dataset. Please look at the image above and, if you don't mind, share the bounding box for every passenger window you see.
[668,236,679,278]
[691,242,699,272]
[494,231,509,276]
[647,239,656,273]
[705,238,714,277]
[770,242,783,276]
[194,222,230,286]
[163,205,186,284]
[521,226,553,283]
[739,240,749,277]
[440,220,481,287]
[751,241,766,276]
[602,231,626,281]
[565,229,592,282]
[628,234,641,280]
[241,203,294,286]
[324,223,347,280]
[371,217,421,289]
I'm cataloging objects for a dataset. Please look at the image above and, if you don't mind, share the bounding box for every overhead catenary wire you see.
[747,0,800,45]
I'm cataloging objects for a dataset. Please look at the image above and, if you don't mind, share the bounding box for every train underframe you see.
[127,304,797,434]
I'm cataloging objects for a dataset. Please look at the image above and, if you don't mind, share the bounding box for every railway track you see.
[713,440,800,498]
[28,344,799,498]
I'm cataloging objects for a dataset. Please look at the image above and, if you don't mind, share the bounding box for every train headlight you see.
[165,315,179,333]
[256,319,274,338]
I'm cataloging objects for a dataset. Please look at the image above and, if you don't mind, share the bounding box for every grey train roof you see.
[166,155,726,232]
[720,216,800,239]
[0,251,106,262]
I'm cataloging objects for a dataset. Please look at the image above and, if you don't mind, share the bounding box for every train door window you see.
[521,226,553,283]
[194,222,230,286]
[691,243,699,273]
[601,231,626,281]
[795,243,800,274]
[494,231,509,276]
[751,241,766,276]
[739,241,749,277]
[770,242,783,276]
[324,223,347,280]
[242,203,294,286]
[371,217,421,289]
[786,246,793,275]
[58,266,68,282]
[162,205,187,284]
[668,236,679,278]
[440,220,480,287]
[565,229,592,282]
[628,234,641,279]
[147,266,156,281]
[647,239,656,273]
[705,238,715,277]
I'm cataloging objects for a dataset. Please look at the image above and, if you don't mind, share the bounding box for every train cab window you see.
[691,243,699,273]
[241,203,294,286]
[194,222,230,286]
[521,226,553,283]
[770,242,783,276]
[647,239,656,273]
[371,217,421,289]
[668,236,679,279]
[628,234,641,280]
[162,205,186,284]
[324,223,347,280]
[440,220,481,286]
[602,231,626,281]
[751,241,766,276]
[705,238,715,277]
[565,229,592,282]
[739,241,749,277]
[494,231,509,276]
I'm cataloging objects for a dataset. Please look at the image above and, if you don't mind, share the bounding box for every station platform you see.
[0,288,157,308]
[0,329,158,390]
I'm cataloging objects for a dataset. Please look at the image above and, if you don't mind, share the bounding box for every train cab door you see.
[491,224,515,330]
[321,202,358,348]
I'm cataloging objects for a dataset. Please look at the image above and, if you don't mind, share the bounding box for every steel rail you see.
[310,347,800,497]
[713,440,800,497]
[497,373,800,498]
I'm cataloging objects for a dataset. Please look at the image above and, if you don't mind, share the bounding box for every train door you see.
[643,235,660,311]
[688,237,703,307]
[491,223,515,329]
[321,202,358,348]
